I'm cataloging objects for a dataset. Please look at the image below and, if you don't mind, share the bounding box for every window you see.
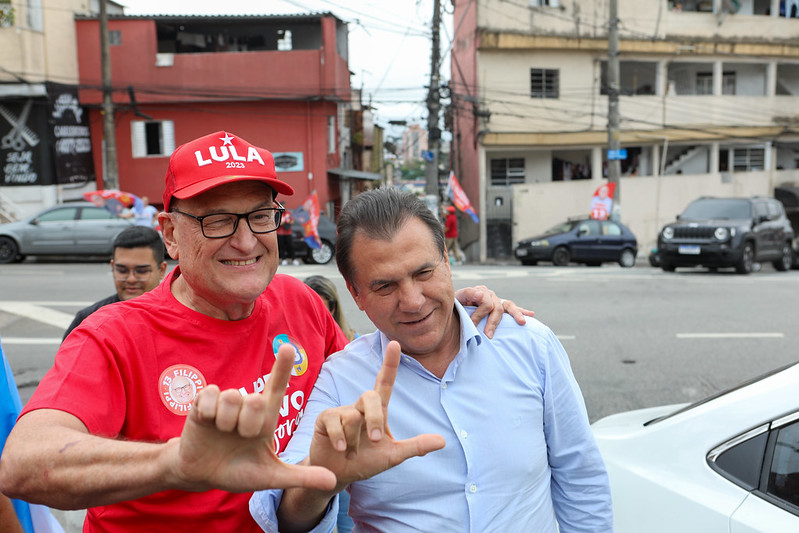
[733,148,765,171]
[530,69,559,99]
[529,0,560,6]
[490,158,525,186]
[767,420,799,508]
[37,207,77,223]
[80,207,115,221]
[0,0,13,28]
[109,30,122,46]
[601,221,623,236]
[277,29,292,51]
[131,120,175,158]
[328,116,335,154]
[25,0,42,31]
[696,72,713,95]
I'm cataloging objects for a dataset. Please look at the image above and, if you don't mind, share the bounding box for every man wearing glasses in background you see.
[0,131,528,532]
[62,225,168,341]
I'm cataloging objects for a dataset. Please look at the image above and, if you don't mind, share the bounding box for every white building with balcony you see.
[451,0,799,260]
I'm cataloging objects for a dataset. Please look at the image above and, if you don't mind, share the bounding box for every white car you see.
[592,362,799,532]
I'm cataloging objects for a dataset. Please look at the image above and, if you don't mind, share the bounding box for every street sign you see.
[421,150,434,162]
[607,148,627,160]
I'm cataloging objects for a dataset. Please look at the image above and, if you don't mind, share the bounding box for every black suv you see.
[658,196,795,274]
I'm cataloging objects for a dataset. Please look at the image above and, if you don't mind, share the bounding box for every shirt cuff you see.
[249,489,339,533]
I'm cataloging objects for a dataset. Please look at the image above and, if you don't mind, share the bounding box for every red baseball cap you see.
[162,131,294,211]
[447,205,456,213]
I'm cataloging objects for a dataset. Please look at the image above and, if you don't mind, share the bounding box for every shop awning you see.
[327,167,383,180]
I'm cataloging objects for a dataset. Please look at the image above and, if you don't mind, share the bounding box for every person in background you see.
[251,188,611,532]
[303,275,357,533]
[121,196,159,228]
[303,276,356,342]
[276,208,300,266]
[444,204,464,264]
[62,225,168,340]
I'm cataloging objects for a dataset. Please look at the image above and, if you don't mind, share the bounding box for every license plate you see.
[516,248,528,257]
[678,245,700,255]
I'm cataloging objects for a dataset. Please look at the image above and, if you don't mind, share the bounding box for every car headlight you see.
[530,240,549,247]
[662,227,674,240]
[714,227,729,241]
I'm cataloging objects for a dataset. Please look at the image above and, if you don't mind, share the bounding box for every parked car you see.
[290,212,336,264]
[774,183,799,269]
[592,362,799,532]
[0,202,133,264]
[657,196,794,274]
[513,217,638,267]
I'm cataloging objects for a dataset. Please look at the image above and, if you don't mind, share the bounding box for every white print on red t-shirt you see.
[159,364,207,415]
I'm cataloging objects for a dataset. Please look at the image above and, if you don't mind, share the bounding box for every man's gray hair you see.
[335,187,445,286]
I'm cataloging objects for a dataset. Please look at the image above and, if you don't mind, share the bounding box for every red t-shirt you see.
[445,213,458,238]
[23,268,349,532]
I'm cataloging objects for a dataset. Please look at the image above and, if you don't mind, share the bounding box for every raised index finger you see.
[374,340,401,407]
[260,343,296,441]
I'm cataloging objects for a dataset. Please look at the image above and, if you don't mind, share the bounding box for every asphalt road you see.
[1,258,797,423]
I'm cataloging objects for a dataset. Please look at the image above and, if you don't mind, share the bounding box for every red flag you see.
[293,191,321,249]
[445,171,479,223]
[590,183,615,220]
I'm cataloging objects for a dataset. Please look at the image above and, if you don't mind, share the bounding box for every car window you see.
[601,221,622,236]
[713,430,769,490]
[767,201,782,219]
[680,198,751,219]
[754,202,769,219]
[577,220,600,236]
[767,419,799,508]
[80,207,116,221]
[36,207,78,223]
[546,221,579,234]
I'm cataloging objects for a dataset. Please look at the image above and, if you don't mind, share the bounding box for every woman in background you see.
[303,275,357,533]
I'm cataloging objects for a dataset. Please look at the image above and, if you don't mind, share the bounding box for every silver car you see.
[0,202,133,263]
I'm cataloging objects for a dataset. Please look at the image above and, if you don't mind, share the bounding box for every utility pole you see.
[607,0,621,220]
[425,0,442,200]
[99,0,118,190]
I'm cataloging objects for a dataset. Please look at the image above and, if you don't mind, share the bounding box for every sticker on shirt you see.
[159,364,207,415]
[272,334,309,376]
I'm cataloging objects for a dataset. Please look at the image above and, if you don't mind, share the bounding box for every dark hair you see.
[335,187,445,286]
[304,275,356,341]
[113,226,166,263]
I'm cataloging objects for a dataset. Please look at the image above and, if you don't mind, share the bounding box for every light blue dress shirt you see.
[250,303,612,532]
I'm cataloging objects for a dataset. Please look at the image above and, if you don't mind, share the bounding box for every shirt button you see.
[460,430,468,439]
[469,484,477,493]
[442,383,448,390]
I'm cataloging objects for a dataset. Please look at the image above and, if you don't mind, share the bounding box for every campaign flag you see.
[1,338,65,533]
[445,171,479,224]
[589,182,615,221]
[292,191,321,249]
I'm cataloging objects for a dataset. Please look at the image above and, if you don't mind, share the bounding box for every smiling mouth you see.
[402,310,433,326]
[222,258,258,266]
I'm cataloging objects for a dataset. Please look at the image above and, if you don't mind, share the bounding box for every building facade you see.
[452,0,799,260]
[75,12,352,215]
[0,0,123,219]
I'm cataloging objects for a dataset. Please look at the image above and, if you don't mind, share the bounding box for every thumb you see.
[388,434,446,468]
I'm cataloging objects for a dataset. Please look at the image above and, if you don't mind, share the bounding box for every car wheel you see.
[660,261,675,272]
[735,242,755,274]
[773,242,793,272]
[618,249,636,268]
[552,246,570,266]
[0,236,21,264]
[308,240,334,265]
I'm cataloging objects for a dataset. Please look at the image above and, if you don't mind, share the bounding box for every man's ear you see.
[346,280,365,312]
[159,213,179,260]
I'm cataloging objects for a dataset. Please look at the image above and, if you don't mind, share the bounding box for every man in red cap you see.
[0,131,528,532]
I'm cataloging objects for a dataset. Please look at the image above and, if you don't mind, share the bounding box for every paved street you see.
[1,259,797,423]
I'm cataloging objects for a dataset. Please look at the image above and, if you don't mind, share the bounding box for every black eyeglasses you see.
[171,204,285,239]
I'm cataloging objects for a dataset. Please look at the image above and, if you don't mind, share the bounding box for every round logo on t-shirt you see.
[159,364,207,415]
[272,334,309,376]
